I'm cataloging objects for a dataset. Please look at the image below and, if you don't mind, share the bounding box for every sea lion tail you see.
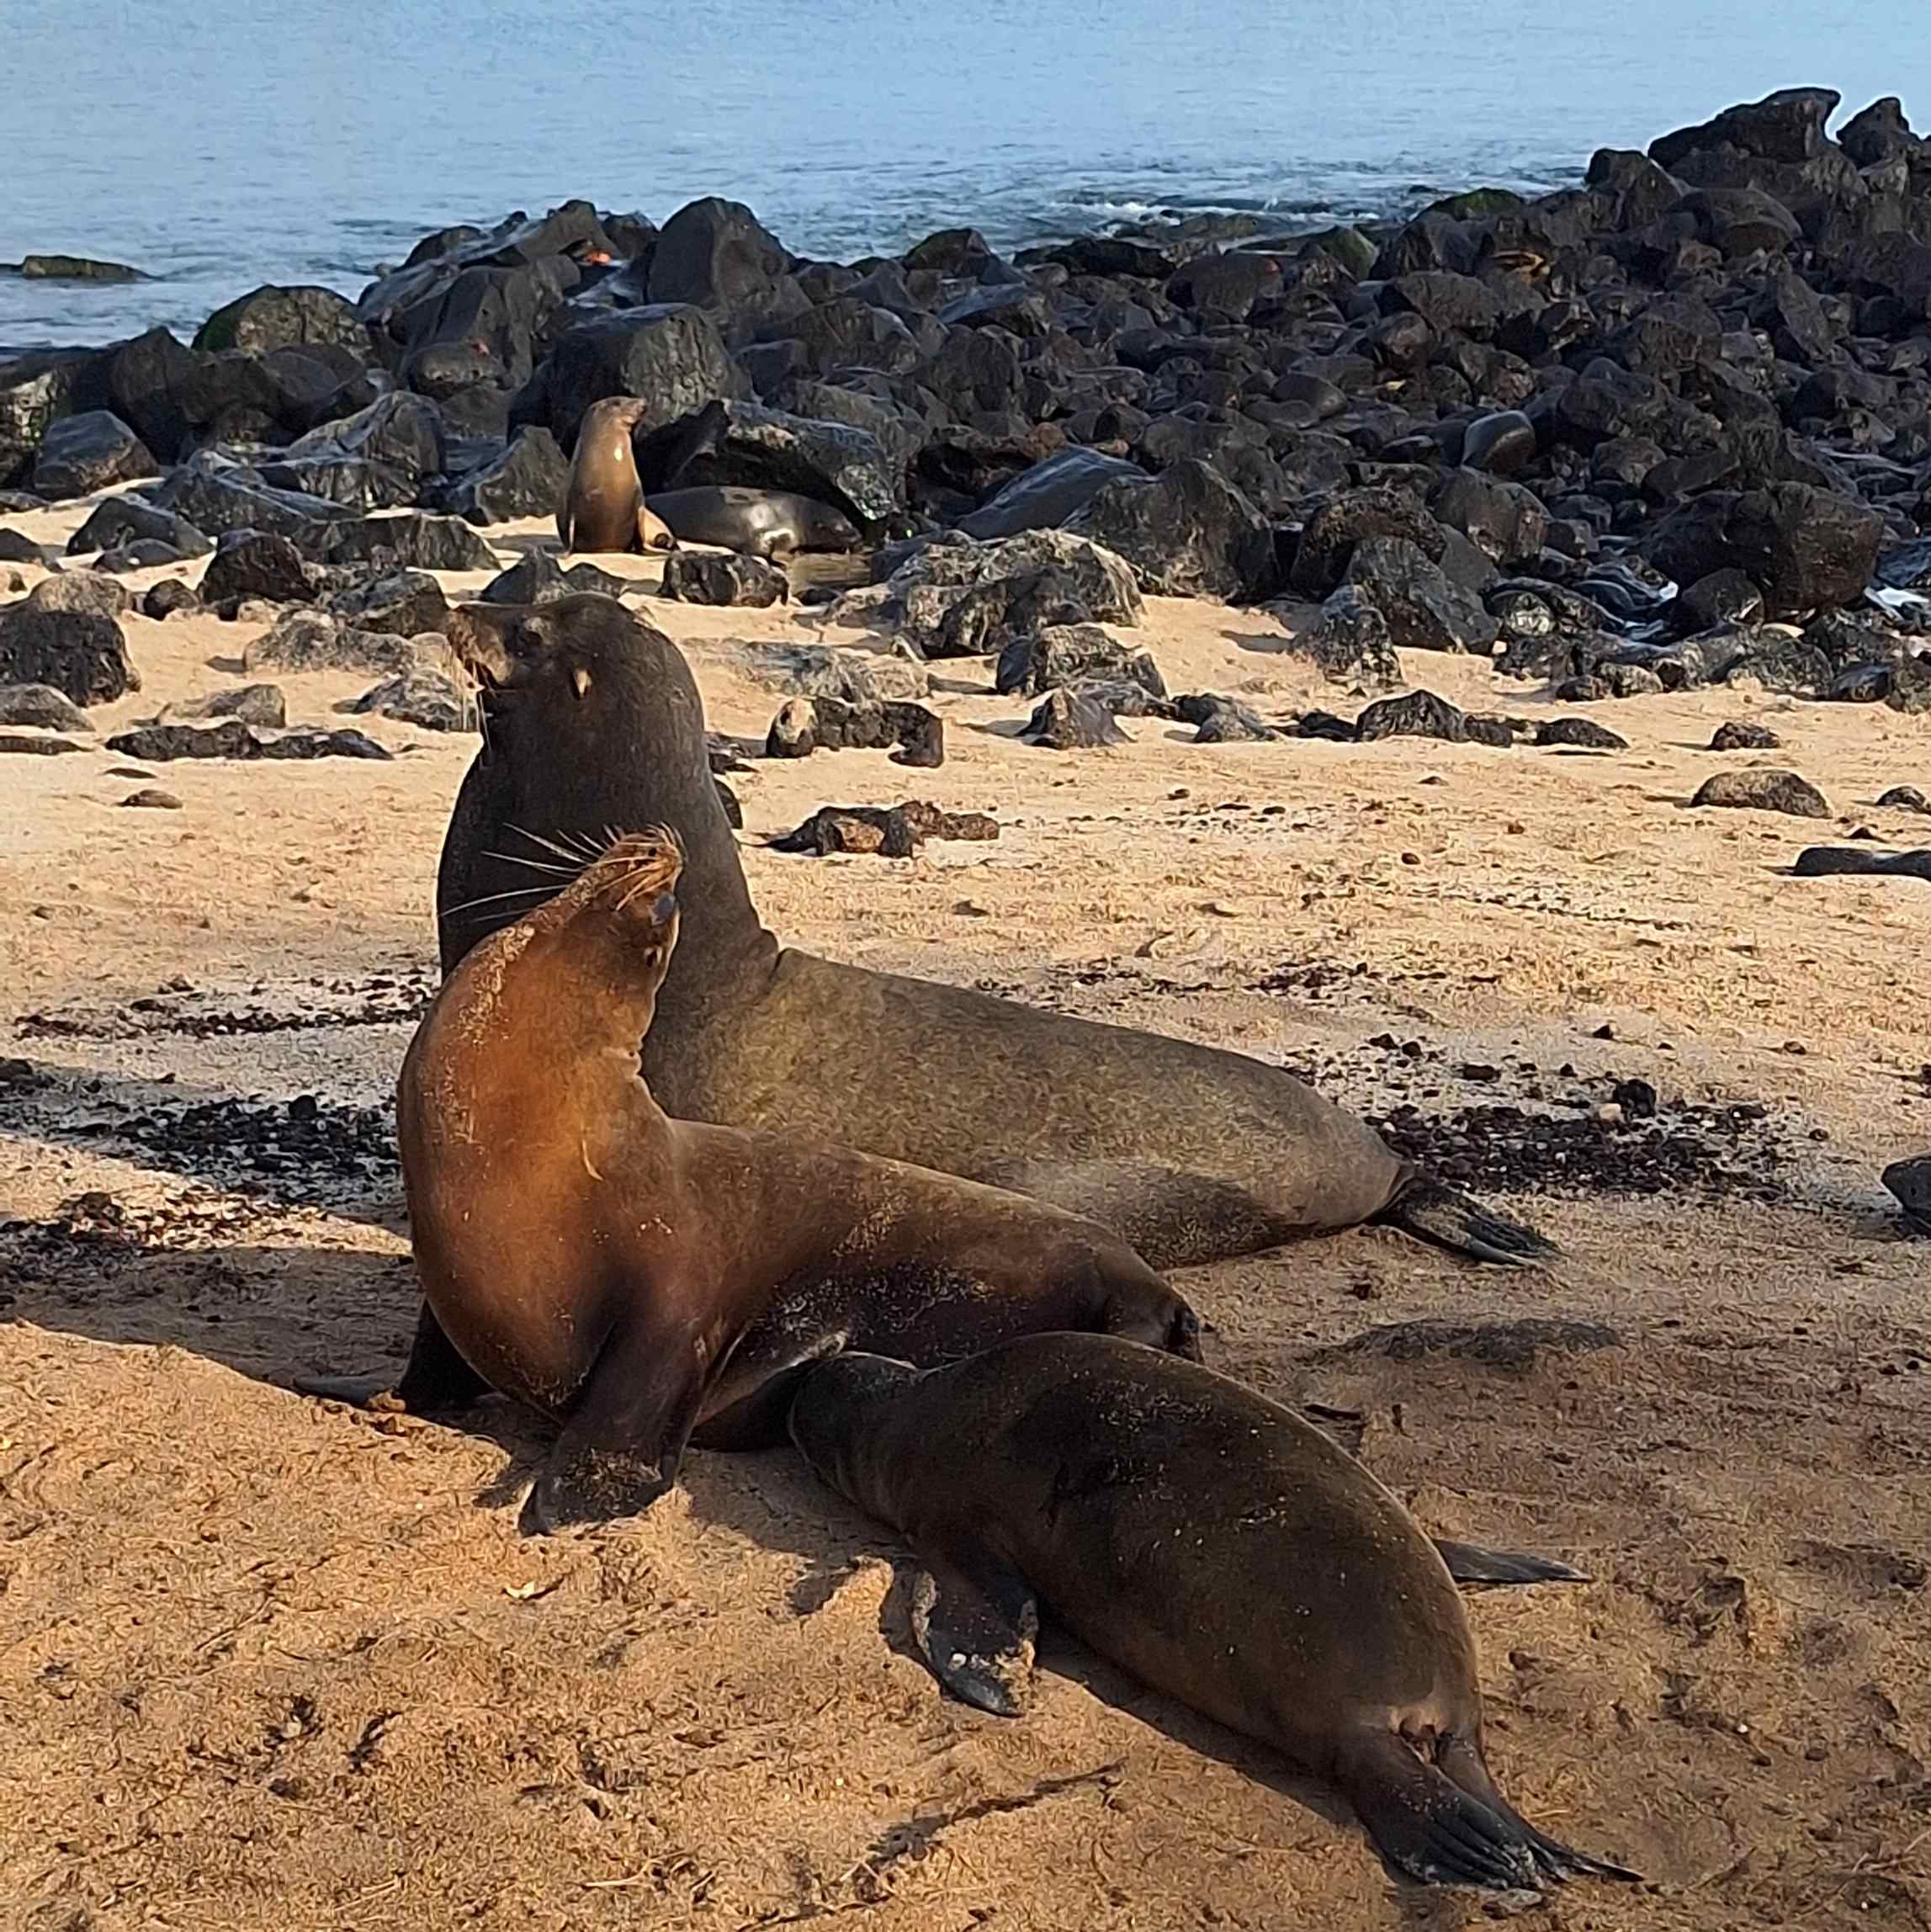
[1376,1176,1559,1267]
[1436,1736,1642,1887]
[1433,1538,1591,1587]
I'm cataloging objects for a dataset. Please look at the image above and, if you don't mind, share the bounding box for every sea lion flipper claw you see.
[1377,1178,1559,1268]
[908,1552,1039,1718]
[520,1320,705,1534]
[1433,1538,1591,1587]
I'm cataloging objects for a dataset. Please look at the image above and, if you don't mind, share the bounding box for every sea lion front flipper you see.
[908,1547,1040,1718]
[1375,1177,1560,1268]
[521,1319,708,1534]
[295,1300,491,1414]
[1436,1736,1641,1884]
[1433,1538,1591,1587]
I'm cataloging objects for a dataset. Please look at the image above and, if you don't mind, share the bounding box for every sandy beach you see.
[2,496,1928,1929]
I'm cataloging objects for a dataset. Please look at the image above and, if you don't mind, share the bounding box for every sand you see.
[3,500,1930,1931]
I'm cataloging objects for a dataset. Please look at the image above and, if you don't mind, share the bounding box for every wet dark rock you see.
[1345,536,1499,654]
[660,549,788,606]
[66,496,212,560]
[1459,410,1536,475]
[259,726,393,761]
[956,448,1149,540]
[1679,569,1764,632]
[1885,1154,1931,1236]
[1288,486,1446,601]
[343,669,475,731]
[0,349,105,483]
[0,528,45,564]
[1650,87,1839,168]
[0,683,93,731]
[1691,767,1828,818]
[105,718,258,760]
[776,799,1000,857]
[194,284,372,359]
[1711,719,1781,751]
[1178,693,1277,742]
[1064,459,1275,600]
[533,306,739,453]
[995,624,1164,699]
[1355,689,1485,745]
[1535,716,1626,752]
[675,399,903,527]
[442,427,570,525]
[1271,584,1403,691]
[890,532,1143,653]
[305,512,499,574]
[1021,687,1129,750]
[161,683,287,730]
[30,411,156,499]
[765,695,943,767]
[480,552,626,605]
[0,578,137,703]
[199,530,316,608]
[1886,658,1931,718]
[8,252,143,282]
[936,567,1095,660]
[93,539,195,573]
[1645,485,1886,620]
[321,569,448,638]
[150,458,356,542]
[284,391,443,488]
[1792,847,1931,884]
[142,580,202,621]
[1430,468,1546,567]
[649,197,794,316]
[242,609,426,675]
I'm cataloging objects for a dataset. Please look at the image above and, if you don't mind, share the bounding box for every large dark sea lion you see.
[789,1334,1637,1893]
[310,595,1551,1418]
[312,829,1199,1530]
[559,396,674,555]
[646,485,861,557]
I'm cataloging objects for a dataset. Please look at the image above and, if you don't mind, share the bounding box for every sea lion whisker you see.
[507,825,606,869]
[480,849,581,877]
[437,884,560,922]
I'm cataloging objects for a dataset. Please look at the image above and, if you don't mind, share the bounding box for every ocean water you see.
[0,0,1921,351]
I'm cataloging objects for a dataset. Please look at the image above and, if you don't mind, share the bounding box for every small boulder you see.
[1021,687,1128,749]
[443,427,570,525]
[0,578,138,703]
[1345,537,1499,654]
[1178,693,1277,743]
[321,569,449,638]
[480,551,628,605]
[143,580,202,620]
[1690,768,1828,818]
[1289,486,1446,601]
[310,513,499,574]
[995,624,1164,700]
[0,682,93,731]
[243,608,425,675]
[343,669,475,731]
[765,695,943,768]
[1711,719,1781,751]
[66,496,212,559]
[1064,459,1275,600]
[30,411,156,500]
[106,719,259,761]
[0,730,80,755]
[1881,1154,1931,1236]
[161,683,287,730]
[1877,786,1930,815]
[1535,717,1626,752]
[1273,585,1403,691]
[776,799,999,858]
[119,788,182,808]
[660,549,788,607]
[200,529,316,608]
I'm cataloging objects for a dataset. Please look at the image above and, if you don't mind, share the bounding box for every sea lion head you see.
[448,595,711,792]
[545,827,685,1002]
[787,1351,924,1510]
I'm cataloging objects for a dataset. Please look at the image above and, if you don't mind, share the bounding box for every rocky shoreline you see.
[2,84,1929,743]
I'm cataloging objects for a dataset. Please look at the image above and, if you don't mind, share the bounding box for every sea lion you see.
[789,1335,1637,1893]
[559,396,675,555]
[321,828,1200,1531]
[310,594,1551,1420]
[646,485,862,558]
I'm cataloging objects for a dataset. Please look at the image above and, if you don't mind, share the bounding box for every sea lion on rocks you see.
[646,485,862,558]
[558,397,675,555]
[306,595,1552,1420]
[308,829,1200,1530]
[789,1334,1637,1893]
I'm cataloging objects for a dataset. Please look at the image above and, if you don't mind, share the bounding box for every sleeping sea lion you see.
[645,485,862,557]
[316,829,1199,1530]
[788,1334,1637,1894]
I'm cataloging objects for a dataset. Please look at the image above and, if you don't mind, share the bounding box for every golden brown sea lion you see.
[558,396,675,555]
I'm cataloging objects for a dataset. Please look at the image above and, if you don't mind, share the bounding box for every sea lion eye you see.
[571,666,592,699]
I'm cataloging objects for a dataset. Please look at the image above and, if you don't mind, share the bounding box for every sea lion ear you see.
[571,665,592,699]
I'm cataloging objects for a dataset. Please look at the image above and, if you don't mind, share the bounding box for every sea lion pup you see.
[789,1335,1637,1894]
[376,829,1200,1532]
[558,396,675,555]
[645,485,862,558]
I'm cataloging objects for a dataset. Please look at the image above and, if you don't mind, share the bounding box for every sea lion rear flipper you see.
[1333,1730,1541,1892]
[294,1300,491,1414]
[1376,1177,1559,1268]
[522,1319,708,1534]
[1433,1538,1591,1587]
[908,1547,1040,1718]
[1436,1736,1642,1885]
